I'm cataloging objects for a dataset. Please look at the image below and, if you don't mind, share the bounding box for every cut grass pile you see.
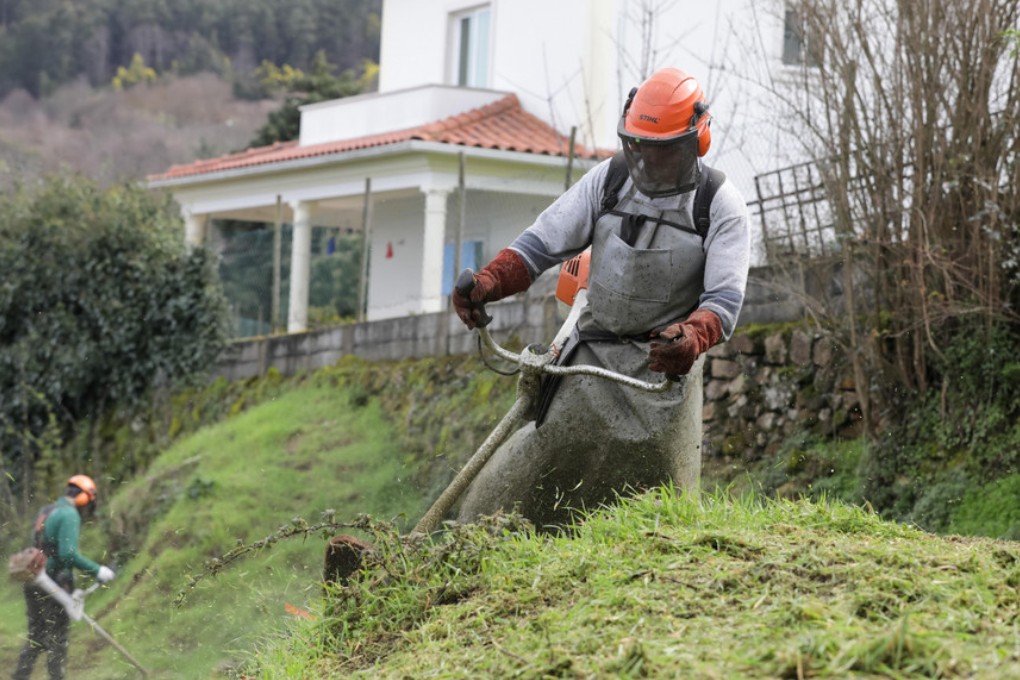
[248,489,1020,679]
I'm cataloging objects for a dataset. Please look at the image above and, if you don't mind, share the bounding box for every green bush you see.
[950,474,1020,540]
[856,324,1020,523]
[0,176,229,508]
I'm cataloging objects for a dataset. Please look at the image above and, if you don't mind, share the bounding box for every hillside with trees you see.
[0,0,381,190]
[0,0,380,99]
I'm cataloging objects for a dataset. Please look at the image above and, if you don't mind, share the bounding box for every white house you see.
[149,0,804,335]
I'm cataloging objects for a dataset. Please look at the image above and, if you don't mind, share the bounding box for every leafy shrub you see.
[0,176,229,506]
[950,474,1020,540]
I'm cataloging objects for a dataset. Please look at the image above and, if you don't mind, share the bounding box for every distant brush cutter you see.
[324,251,672,584]
[31,571,149,677]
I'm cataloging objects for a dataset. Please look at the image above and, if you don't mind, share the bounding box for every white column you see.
[420,188,450,314]
[287,200,315,333]
[182,209,206,249]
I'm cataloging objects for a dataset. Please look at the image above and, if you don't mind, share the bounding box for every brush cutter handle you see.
[475,325,673,393]
[455,269,493,328]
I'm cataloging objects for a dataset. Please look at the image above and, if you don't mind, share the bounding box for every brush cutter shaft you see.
[81,613,149,677]
[32,573,149,676]
[413,396,533,536]
[32,572,83,621]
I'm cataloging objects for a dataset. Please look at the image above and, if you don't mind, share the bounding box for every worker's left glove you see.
[453,248,533,330]
[648,308,723,376]
[97,565,115,583]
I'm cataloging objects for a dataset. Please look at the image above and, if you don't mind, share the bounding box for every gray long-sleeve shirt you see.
[508,157,751,338]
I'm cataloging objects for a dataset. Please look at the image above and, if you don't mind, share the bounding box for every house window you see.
[442,241,483,295]
[782,6,819,67]
[452,5,491,88]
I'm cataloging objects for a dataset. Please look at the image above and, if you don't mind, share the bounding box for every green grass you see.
[1,383,428,679]
[4,348,1019,678]
[247,489,1020,679]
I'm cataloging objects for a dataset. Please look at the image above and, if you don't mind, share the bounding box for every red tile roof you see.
[150,94,606,182]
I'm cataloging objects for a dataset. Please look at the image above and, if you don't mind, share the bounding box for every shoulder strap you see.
[33,502,57,554]
[693,164,726,238]
[598,152,630,218]
[600,155,726,240]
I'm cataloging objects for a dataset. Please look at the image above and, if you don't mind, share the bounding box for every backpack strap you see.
[600,153,726,240]
[693,164,726,238]
[598,152,630,219]
[33,502,57,556]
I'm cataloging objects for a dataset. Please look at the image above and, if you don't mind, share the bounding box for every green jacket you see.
[37,496,101,581]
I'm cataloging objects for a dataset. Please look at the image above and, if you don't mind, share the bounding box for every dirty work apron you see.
[457,188,708,530]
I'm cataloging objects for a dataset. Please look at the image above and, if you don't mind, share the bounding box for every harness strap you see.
[33,502,57,558]
[598,151,727,239]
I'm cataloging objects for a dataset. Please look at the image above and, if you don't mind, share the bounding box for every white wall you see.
[455,189,555,261]
[299,86,505,146]
[378,0,803,204]
[367,194,428,320]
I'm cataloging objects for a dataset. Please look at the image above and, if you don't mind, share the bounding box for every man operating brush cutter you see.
[326,255,678,583]
[452,67,750,531]
[325,66,749,580]
[8,475,148,678]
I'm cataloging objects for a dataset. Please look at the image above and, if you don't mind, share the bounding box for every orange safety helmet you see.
[618,68,712,196]
[67,474,97,508]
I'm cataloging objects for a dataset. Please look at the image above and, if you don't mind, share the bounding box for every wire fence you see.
[749,159,839,261]
[216,222,363,337]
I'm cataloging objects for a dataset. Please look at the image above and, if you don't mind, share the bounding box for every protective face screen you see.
[620,129,700,197]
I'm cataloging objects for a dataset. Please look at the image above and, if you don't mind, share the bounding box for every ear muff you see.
[72,489,92,507]
[692,101,712,157]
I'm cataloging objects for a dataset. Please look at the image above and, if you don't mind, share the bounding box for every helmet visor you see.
[618,124,701,197]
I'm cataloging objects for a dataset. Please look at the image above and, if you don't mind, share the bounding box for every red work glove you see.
[648,308,723,376]
[452,248,533,329]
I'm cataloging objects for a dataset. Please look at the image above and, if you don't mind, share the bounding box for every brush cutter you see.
[324,251,672,583]
[30,570,150,676]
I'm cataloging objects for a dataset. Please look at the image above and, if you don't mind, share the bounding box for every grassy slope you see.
[1,383,428,679]
[4,352,1019,678]
[250,491,1020,679]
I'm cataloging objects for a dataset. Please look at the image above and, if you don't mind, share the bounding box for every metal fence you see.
[215,222,363,338]
[750,159,840,262]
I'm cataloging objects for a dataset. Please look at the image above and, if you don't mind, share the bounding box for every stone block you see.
[729,333,759,355]
[813,335,835,367]
[705,380,729,401]
[711,358,742,380]
[764,384,793,411]
[764,333,787,364]
[707,343,734,358]
[729,373,749,395]
[755,412,776,431]
[790,330,813,366]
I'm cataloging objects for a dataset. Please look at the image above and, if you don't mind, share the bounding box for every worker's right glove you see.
[648,308,723,377]
[453,248,533,329]
[97,565,115,583]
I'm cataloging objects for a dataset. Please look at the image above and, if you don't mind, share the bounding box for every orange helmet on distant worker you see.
[618,68,712,197]
[67,474,97,508]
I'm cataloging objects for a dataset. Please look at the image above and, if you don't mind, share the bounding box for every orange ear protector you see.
[691,100,712,157]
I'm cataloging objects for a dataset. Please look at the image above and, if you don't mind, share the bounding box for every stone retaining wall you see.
[702,327,864,460]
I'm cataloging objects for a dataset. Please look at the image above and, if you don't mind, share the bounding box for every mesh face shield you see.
[618,124,701,198]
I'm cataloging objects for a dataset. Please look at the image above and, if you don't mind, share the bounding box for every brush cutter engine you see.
[555,249,591,307]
